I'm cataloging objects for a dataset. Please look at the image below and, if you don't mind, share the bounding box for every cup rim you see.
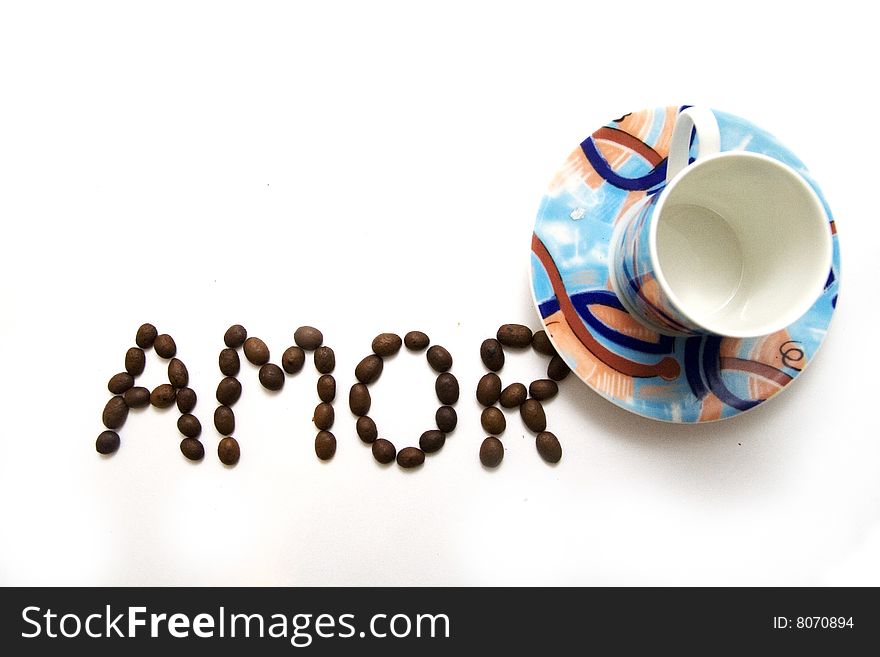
[647,150,833,338]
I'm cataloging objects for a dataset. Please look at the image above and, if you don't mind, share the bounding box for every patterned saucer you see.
[530,106,840,422]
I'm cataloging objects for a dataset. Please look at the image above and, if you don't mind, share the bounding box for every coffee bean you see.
[314,346,335,373]
[313,402,335,430]
[479,437,504,468]
[168,358,189,388]
[356,416,378,443]
[135,323,158,349]
[317,374,336,403]
[315,430,337,460]
[404,331,430,351]
[108,372,134,394]
[125,347,146,376]
[102,396,129,429]
[243,337,269,365]
[281,346,305,374]
[224,324,247,349]
[372,333,402,357]
[536,431,562,464]
[96,430,120,455]
[372,438,396,464]
[216,376,242,406]
[180,437,204,461]
[214,405,235,435]
[349,383,371,416]
[176,387,197,413]
[547,355,570,381]
[520,398,547,432]
[476,372,502,406]
[397,446,425,469]
[177,413,202,438]
[123,386,150,408]
[499,382,527,409]
[435,372,459,404]
[480,339,505,371]
[426,345,452,372]
[154,334,177,359]
[481,406,506,434]
[531,329,556,356]
[150,383,177,408]
[294,326,324,350]
[219,348,240,376]
[497,324,533,348]
[259,363,285,391]
[355,354,384,384]
[419,430,446,454]
[435,405,457,433]
[218,436,240,465]
[528,379,558,401]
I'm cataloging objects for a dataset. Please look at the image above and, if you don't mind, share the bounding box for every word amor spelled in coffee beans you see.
[97,321,563,471]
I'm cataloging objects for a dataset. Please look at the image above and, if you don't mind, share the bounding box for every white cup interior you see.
[652,152,832,337]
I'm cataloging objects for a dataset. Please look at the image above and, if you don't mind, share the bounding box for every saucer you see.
[530,106,840,422]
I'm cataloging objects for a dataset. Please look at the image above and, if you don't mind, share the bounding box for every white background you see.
[1,1,877,586]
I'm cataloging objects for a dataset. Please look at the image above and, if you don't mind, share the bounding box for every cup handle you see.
[665,107,721,184]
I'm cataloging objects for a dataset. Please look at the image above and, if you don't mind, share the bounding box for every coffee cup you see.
[608,107,833,338]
